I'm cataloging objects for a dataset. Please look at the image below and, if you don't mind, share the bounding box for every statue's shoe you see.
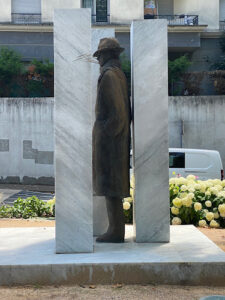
[96,232,124,243]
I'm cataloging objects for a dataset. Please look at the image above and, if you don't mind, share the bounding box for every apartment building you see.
[0,0,224,92]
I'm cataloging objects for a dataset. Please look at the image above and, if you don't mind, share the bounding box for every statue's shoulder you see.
[102,66,121,78]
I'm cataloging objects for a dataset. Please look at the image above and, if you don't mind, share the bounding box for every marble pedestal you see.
[54,9,93,253]
[131,20,170,243]
[92,28,115,236]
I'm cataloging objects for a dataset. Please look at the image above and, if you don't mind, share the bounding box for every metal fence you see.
[144,14,199,26]
[12,13,41,24]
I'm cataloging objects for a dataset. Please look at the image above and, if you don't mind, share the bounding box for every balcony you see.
[92,14,110,24]
[12,13,41,24]
[144,14,199,26]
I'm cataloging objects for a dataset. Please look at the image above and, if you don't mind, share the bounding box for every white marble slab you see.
[0,226,224,265]
[0,226,224,285]
[91,28,115,236]
[131,20,170,242]
[54,9,93,253]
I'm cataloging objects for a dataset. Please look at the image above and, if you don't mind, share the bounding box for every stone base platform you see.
[0,225,225,286]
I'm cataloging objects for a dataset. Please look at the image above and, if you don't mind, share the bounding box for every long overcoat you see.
[92,59,131,198]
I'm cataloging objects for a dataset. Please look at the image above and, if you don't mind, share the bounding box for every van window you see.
[169,152,185,168]
[186,153,211,169]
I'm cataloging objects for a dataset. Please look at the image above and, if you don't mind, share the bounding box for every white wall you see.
[0,0,11,22]
[12,0,41,14]
[174,0,220,30]
[220,0,225,20]
[41,0,81,22]
[157,0,174,15]
[110,0,143,24]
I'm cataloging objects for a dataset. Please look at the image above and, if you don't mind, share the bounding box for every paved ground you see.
[0,186,54,206]
[0,285,225,300]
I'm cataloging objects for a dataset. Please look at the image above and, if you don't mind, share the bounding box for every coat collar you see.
[98,59,121,83]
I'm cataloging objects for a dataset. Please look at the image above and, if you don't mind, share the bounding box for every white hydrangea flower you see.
[180,185,188,192]
[213,179,222,186]
[180,192,188,199]
[199,220,207,227]
[172,217,182,225]
[179,177,188,185]
[206,212,214,221]
[187,175,196,181]
[200,183,206,193]
[205,200,212,208]
[205,190,211,196]
[205,181,213,188]
[218,204,225,214]
[194,202,202,211]
[172,198,182,208]
[218,191,225,198]
[123,201,131,210]
[194,184,201,190]
[210,220,220,228]
[169,178,176,185]
[171,206,179,215]
[215,184,222,191]
[209,187,218,196]
[214,211,220,219]
[187,193,194,200]
[188,187,195,193]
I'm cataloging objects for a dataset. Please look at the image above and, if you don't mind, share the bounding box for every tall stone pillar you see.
[54,9,93,253]
[131,20,170,243]
[92,28,115,236]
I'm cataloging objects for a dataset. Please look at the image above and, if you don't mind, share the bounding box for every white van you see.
[169,148,224,180]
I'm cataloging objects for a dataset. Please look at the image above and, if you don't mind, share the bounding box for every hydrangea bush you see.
[170,174,225,228]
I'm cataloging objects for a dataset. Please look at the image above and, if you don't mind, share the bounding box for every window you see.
[169,152,185,168]
[12,0,41,24]
[83,0,109,23]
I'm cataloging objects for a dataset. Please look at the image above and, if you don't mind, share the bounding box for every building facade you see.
[0,0,224,92]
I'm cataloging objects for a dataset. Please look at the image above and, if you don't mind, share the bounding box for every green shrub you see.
[0,196,54,219]
[120,53,131,97]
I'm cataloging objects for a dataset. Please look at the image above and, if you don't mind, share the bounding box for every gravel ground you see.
[0,284,225,300]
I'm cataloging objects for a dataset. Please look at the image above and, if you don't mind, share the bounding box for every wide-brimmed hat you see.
[93,38,124,57]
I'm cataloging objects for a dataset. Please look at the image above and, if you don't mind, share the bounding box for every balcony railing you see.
[220,21,225,31]
[144,14,199,26]
[12,13,41,24]
[92,14,110,24]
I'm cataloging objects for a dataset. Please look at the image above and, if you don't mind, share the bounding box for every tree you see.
[0,47,24,96]
[26,59,54,97]
[211,31,225,71]
[168,55,191,95]
[219,31,225,53]
[209,31,225,94]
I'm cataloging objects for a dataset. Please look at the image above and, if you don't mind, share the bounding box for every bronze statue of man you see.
[92,38,131,243]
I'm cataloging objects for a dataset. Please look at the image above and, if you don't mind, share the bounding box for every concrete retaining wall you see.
[0,98,54,185]
[0,96,225,185]
[169,95,225,168]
